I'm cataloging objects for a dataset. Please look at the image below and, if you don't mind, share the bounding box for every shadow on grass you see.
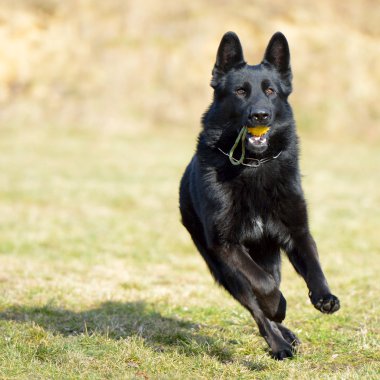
[0,301,251,365]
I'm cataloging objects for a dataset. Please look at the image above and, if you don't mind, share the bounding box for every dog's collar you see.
[217,147,282,168]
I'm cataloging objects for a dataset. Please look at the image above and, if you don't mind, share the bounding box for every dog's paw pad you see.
[314,294,340,314]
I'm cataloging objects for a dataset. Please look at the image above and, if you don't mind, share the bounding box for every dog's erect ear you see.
[215,32,245,72]
[262,32,292,92]
[263,32,290,74]
[211,32,246,88]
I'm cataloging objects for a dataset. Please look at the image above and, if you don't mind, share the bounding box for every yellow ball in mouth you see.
[247,126,270,137]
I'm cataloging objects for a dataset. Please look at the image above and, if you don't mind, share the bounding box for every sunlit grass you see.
[0,123,379,378]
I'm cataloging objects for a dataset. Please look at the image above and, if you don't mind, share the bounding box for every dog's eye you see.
[235,88,247,96]
[265,87,275,96]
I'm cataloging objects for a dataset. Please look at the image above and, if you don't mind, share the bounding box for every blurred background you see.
[0,0,379,136]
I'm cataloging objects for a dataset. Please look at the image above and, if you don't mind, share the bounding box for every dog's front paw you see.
[275,323,301,348]
[310,292,340,314]
[271,344,294,361]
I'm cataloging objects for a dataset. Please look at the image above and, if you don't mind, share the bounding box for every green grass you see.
[0,123,379,379]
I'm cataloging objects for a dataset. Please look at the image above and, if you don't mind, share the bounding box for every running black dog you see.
[179,32,340,359]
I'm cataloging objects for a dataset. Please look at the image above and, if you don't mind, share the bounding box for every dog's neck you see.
[217,147,283,168]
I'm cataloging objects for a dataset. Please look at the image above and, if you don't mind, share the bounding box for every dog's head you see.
[207,32,293,155]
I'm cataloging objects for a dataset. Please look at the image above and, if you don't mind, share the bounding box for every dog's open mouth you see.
[247,126,270,147]
[223,125,271,165]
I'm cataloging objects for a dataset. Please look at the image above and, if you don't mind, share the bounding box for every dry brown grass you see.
[0,0,379,137]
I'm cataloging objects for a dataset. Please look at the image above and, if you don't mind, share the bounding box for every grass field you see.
[0,122,379,379]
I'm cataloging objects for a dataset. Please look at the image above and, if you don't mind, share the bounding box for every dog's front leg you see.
[205,244,293,359]
[285,232,340,314]
[210,243,286,322]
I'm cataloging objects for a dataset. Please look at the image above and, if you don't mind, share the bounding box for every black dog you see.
[179,32,340,359]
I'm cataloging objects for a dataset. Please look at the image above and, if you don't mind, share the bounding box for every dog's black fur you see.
[179,32,340,360]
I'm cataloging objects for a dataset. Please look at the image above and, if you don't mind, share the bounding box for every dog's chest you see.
[220,182,292,247]
[238,212,292,248]
[246,215,265,241]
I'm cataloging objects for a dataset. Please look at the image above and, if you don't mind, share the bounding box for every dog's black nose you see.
[250,111,270,123]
